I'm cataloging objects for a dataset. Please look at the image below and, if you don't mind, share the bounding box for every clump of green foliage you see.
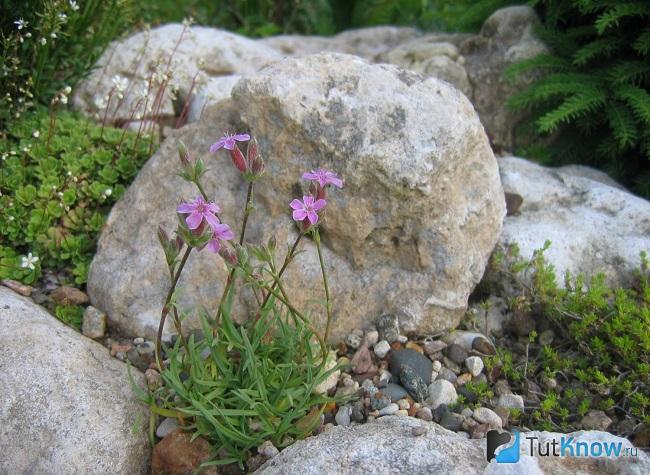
[133,137,346,470]
[507,0,650,197]
[132,0,512,37]
[54,303,84,330]
[0,108,152,285]
[1,0,135,127]
[482,242,649,433]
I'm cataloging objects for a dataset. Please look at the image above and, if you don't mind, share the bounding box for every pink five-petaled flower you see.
[290,195,327,226]
[176,196,221,230]
[206,223,235,254]
[302,169,343,188]
[209,133,250,152]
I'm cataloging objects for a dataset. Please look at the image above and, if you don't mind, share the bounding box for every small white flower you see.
[69,0,80,11]
[14,19,27,30]
[104,188,112,196]
[112,75,128,93]
[63,86,72,95]
[39,37,47,46]
[182,16,194,27]
[20,253,39,270]
[67,171,72,176]
[94,95,107,110]
[25,32,32,38]
[58,13,68,22]
[32,130,40,138]
[59,95,68,105]
[50,32,57,39]
[8,215,15,221]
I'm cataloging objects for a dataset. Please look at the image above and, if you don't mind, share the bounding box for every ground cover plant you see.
[466,243,649,435]
[1,0,135,128]
[0,107,152,287]
[133,133,348,469]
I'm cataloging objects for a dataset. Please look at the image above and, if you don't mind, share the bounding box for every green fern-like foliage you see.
[507,0,650,197]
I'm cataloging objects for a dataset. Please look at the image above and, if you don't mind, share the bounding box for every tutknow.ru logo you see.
[487,430,639,464]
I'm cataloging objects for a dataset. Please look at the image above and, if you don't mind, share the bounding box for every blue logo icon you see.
[487,430,520,463]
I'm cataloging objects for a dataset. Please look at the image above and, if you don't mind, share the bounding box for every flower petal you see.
[223,138,236,150]
[307,210,319,225]
[289,199,304,210]
[312,198,327,211]
[206,238,221,254]
[206,202,221,214]
[293,209,308,221]
[204,212,221,231]
[329,177,344,188]
[302,171,318,180]
[177,202,196,213]
[233,133,250,142]
[186,211,203,230]
[303,195,315,206]
[209,139,226,153]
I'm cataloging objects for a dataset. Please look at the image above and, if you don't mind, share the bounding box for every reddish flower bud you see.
[246,137,259,162]
[251,155,265,176]
[229,145,247,173]
[309,182,326,200]
[178,141,191,168]
[219,247,238,266]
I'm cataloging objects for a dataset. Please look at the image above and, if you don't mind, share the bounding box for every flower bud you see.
[246,137,258,162]
[178,141,191,168]
[251,155,265,176]
[267,235,277,252]
[219,247,238,266]
[309,182,326,200]
[229,145,247,173]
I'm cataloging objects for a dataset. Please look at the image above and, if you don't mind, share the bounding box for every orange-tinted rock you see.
[152,429,217,475]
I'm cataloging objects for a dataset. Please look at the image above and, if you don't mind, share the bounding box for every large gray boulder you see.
[73,24,282,123]
[256,416,650,474]
[460,6,547,150]
[490,156,650,290]
[0,287,150,474]
[88,53,505,341]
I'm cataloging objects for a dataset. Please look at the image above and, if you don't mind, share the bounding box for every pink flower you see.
[176,196,220,230]
[302,169,343,188]
[209,133,250,152]
[290,195,326,225]
[206,223,235,254]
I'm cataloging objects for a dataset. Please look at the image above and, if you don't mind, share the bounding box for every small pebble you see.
[412,426,427,437]
[455,373,472,387]
[471,336,496,355]
[497,393,525,411]
[49,286,89,305]
[397,399,410,411]
[378,403,399,416]
[133,337,144,345]
[1,279,33,296]
[378,369,392,386]
[258,440,279,459]
[446,344,468,365]
[395,409,409,417]
[436,367,458,384]
[539,329,555,345]
[415,406,433,421]
[82,306,106,339]
[397,335,408,344]
[335,406,351,427]
[432,360,442,372]
[464,356,484,377]
[156,418,179,438]
[364,330,379,347]
[423,340,447,355]
[429,380,458,409]
[373,340,391,359]
[345,331,363,350]
[473,407,502,429]
[376,314,400,343]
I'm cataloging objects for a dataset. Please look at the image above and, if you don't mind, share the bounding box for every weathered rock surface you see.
[73,24,282,122]
[256,416,650,474]
[89,53,505,340]
[460,6,547,150]
[74,8,547,152]
[488,156,650,290]
[256,417,486,474]
[0,287,150,474]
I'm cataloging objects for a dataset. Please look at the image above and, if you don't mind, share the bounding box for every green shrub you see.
[1,0,135,126]
[486,243,649,432]
[507,0,650,197]
[132,0,513,36]
[0,108,152,285]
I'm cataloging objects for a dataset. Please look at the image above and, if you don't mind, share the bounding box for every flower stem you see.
[313,228,333,342]
[239,181,254,245]
[155,246,192,370]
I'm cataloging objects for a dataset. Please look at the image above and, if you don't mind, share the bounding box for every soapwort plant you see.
[134,133,348,468]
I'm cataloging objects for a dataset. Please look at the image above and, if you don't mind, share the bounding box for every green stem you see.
[214,181,255,328]
[313,228,333,342]
[155,246,192,370]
